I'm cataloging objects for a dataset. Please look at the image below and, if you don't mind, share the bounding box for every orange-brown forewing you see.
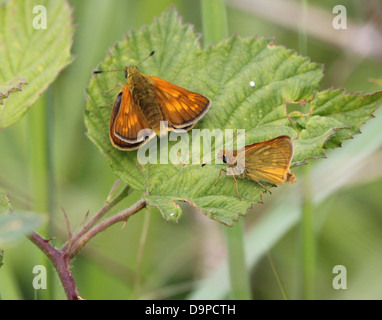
[109,86,153,150]
[106,65,210,151]
[150,76,211,130]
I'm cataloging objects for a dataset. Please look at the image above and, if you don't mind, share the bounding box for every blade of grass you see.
[301,165,315,299]
[29,88,55,300]
[200,0,252,300]
[266,251,289,300]
[225,221,252,299]
[134,210,151,298]
[201,0,229,46]
[0,262,23,300]
[299,0,316,300]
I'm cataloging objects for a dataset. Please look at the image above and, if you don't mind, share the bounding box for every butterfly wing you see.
[109,87,155,150]
[150,76,211,130]
[244,136,296,185]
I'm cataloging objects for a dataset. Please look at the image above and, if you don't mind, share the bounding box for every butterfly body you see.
[125,66,164,135]
[106,64,211,150]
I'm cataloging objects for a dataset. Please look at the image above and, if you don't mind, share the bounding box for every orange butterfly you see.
[215,135,297,199]
[94,52,211,150]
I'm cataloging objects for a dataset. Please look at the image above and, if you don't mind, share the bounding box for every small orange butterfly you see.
[94,51,211,150]
[215,135,297,199]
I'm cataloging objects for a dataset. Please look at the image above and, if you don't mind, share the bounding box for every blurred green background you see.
[1,0,382,299]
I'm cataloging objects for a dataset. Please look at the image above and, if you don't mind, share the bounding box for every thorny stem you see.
[29,232,80,300]
[67,199,146,258]
[61,184,131,252]
[28,182,146,300]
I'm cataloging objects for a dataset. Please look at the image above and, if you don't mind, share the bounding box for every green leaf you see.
[313,89,382,148]
[0,0,74,128]
[0,189,45,244]
[0,212,46,245]
[85,8,382,225]
[0,212,45,245]
[0,77,27,104]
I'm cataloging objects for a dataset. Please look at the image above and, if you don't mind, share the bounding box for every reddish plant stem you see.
[29,232,80,300]
[61,184,131,252]
[29,196,146,299]
[67,199,146,258]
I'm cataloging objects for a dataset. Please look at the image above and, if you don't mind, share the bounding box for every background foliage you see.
[0,0,382,299]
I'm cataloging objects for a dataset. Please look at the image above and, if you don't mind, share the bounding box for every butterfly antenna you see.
[136,50,155,67]
[93,68,124,75]
[93,51,155,74]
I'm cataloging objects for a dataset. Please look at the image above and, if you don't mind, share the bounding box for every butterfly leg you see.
[214,169,227,186]
[233,129,247,143]
[98,101,114,109]
[253,179,272,194]
[231,175,241,200]
[103,83,124,94]
[214,169,241,200]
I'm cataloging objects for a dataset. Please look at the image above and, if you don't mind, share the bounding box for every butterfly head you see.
[124,66,141,79]
[124,51,155,78]
[218,151,233,167]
